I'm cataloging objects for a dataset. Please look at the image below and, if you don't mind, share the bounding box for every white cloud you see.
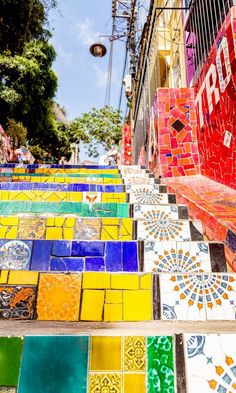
[56,45,74,66]
[74,18,102,46]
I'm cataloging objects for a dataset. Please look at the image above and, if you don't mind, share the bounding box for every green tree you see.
[70,106,123,158]
[0,0,57,55]
[6,118,27,148]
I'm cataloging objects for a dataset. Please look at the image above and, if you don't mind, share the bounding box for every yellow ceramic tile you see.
[119,219,133,238]
[89,373,122,393]
[46,217,55,227]
[104,304,123,321]
[101,225,118,240]
[65,217,75,228]
[90,337,121,371]
[0,227,7,238]
[123,290,152,321]
[140,274,152,289]
[82,273,110,289]
[105,290,122,303]
[63,227,74,240]
[37,273,81,321]
[0,217,19,226]
[69,192,83,202]
[111,274,139,290]
[0,270,9,284]
[5,227,18,239]
[102,218,120,225]
[0,191,9,200]
[8,271,38,285]
[80,289,104,321]
[124,374,146,393]
[45,227,63,240]
[124,336,146,371]
[55,217,66,227]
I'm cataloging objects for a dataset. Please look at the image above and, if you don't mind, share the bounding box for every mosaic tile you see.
[89,373,122,393]
[90,336,122,371]
[74,218,101,240]
[18,336,89,393]
[151,88,200,178]
[128,187,171,204]
[31,240,51,270]
[49,256,84,271]
[18,218,46,239]
[37,273,81,321]
[204,274,236,320]
[124,374,146,393]
[124,336,146,371]
[160,274,206,320]
[143,241,212,273]
[0,337,23,386]
[133,204,188,220]
[147,336,175,393]
[126,184,167,193]
[0,240,32,270]
[0,286,36,319]
[124,176,156,185]
[137,220,201,241]
[185,334,236,392]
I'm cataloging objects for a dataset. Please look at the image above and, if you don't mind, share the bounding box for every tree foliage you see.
[0,0,73,161]
[70,106,123,157]
[6,118,27,148]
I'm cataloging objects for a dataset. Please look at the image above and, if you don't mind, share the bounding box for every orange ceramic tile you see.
[37,273,81,321]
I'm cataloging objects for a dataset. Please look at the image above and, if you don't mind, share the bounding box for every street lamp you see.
[89,43,107,57]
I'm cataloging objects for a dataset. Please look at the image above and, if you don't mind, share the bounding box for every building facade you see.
[132,0,236,189]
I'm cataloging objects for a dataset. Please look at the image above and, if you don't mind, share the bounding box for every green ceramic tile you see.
[0,202,130,217]
[0,337,23,386]
[147,336,175,393]
[18,336,89,393]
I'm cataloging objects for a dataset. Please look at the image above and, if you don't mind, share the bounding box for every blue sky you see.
[49,0,149,160]
[49,0,126,120]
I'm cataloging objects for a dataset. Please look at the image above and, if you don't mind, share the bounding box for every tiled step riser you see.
[0,271,235,321]
[0,240,226,273]
[0,202,188,219]
[0,190,176,204]
[0,217,204,241]
[1,333,235,393]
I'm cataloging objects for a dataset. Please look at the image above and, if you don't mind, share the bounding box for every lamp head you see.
[89,43,107,57]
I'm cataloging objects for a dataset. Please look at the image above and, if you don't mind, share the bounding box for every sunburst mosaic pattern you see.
[134,205,180,220]
[161,273,236,320]
[129,188,168,204]
[185,334,236,392]
[138,220,192,241]
[144,241,212,273]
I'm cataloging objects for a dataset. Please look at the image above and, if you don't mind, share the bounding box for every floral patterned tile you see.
[185,334,236,392]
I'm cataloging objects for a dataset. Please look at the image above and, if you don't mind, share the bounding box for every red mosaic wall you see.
[122,124,133,165]
[194,7,236,190]
[150,88,200,178]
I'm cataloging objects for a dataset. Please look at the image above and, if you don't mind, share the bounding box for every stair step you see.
[133,204,189,220]
[0,271,235,321]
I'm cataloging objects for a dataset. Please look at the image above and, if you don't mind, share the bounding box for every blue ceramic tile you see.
[226,229,236,252]
[52,241,71,257]
[18,336,89,393]
[50,257,84,271]
[31,240,51,271]
[123,242,138,272]
[105,242,122,271]
[85,257,105,271]
[72,241,105,257]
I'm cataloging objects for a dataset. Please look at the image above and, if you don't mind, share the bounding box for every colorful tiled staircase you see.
[0,163,235,392]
